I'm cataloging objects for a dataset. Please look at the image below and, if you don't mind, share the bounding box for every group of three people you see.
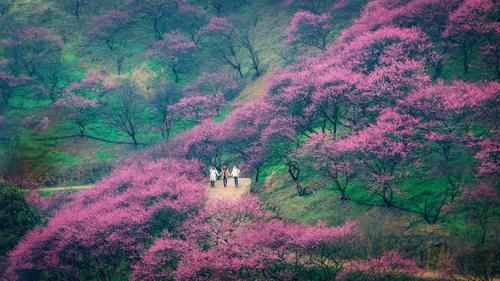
[209,165,240,187]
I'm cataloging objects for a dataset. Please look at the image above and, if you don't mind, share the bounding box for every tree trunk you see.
[74,0,81,19]
[153,18,162,40]
[172,67,180,83]
[463,43,470,74]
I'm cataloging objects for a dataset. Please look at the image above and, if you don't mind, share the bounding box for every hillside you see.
[0,0,499,280]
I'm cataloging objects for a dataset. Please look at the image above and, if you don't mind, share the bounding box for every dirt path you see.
[37,185,93,192]
[206,178,251,205]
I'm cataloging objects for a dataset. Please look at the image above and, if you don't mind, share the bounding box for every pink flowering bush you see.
[4,158,206,281]
[132,195,359,281]
[286,10,332,51]
[342,251,418,280]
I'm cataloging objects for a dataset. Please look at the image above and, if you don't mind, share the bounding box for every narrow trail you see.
[37,185,94,192]
[206,178,251,205]
[36,179,252,204]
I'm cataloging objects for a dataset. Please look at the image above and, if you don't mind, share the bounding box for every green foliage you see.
[0,184,40,256]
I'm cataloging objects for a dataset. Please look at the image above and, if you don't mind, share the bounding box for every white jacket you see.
[209,168,220,181]
[231,167,240,177]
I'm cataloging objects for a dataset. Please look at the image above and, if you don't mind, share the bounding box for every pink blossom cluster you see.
[169,94,223,121]
[54,95,97,108]
[5,158,206,280]
[13,26,64,47]
[88,9,129,41]
[132,195,358,280]
[184,71,237,96]
[198,16,233,36]
[286,10,331,43]
[443,0,498,38]
[343,250,418,278]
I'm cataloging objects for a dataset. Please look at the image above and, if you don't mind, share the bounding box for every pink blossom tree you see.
[284,0,348,13]
[170,94,223,121]
[286,10,332,51]
[310,109,420,207]
[55,0,90,19]
[199,17,244,78]
[4,158,206,281]
[218,99,274,184]
[184,71,237,99]
[132,195,359,280]
[343,250,418,280]
[149,82,182,139]
[88,9,129,51]
[337,26,432,75]
[134,0,190,40]
[474,138,500,178]
[173,120,226,168]
[204,0,246,14]
[443,0,499,74]
[0,71,30,105]
[5,26,63,78]
[106,80,147,147]
[463,183,499,245]
[53,94,98,137]
[300,132,353,200]
[146,30,197,82]
[88,10,130,73]
[0,0,14,17]
[3,26,67,103]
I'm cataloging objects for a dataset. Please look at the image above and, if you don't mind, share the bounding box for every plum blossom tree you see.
[55,0,90,19]
[343,250,418,280]
[474,138,500,178]
[204,0,245,14]
[240,26,262,77]
[134,0,190,40]
[170,94,223,121]
[132,195,359,280]
[284,0,345,13]
[107,80,147,147]
[455,182,500,281]
[463,183,499,245]
[286,10,332,51]
[174,120,225,168]
[88,9,129,73]
[0,0,14,18]
[218,99,274,184]
[5,26,63,78]
[53,95,97,137]
[316,109,420,207]
[442,0,499,74]
[184,71,237,99]
[4,158,206,281]
[146,30,197,82]
[300,133,354,200]
[88,9,129,51]
[0,71,30,105]
[337,26,432,75]
[199,17,244,78]
[149,82,181,139]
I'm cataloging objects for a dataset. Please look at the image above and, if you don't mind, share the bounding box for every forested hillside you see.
[0,0,499,280]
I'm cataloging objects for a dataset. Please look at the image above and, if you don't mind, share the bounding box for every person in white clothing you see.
[231,165,240,187]
[209,166,219,187]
